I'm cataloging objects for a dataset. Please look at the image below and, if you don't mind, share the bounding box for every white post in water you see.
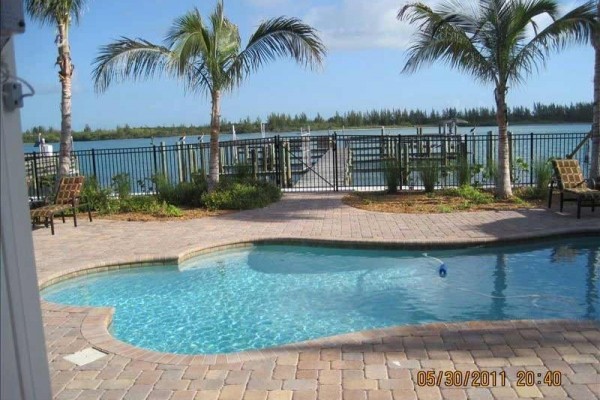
[260,122,266,139]
[231,125,238,163]
[300,126,311,168]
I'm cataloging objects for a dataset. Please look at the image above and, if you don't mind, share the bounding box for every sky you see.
[14,0,595,131]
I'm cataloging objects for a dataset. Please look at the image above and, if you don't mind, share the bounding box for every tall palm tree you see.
[398,0,596,198]
[92,1,325,189]
[591,0,600,181]
[26,0,86,178]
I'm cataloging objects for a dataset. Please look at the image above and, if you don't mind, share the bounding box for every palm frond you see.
[508,0,596,83]
[26,0,86,26]
[398,2,495,84]
[92,37,175,93]
[186,61,214,96]
[166,8,211,74]
[231,16,325,87]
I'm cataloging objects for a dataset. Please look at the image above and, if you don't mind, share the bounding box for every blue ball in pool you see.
[438,263,447,278]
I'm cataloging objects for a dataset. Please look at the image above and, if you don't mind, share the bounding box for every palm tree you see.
[398,0,596,198]
[26,0,86,178]
[92,1,325,189]
[591,0,600,181]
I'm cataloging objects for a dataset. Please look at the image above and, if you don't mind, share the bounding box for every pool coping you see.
[39,229,600,365]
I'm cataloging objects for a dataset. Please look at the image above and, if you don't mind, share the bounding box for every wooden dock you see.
[294,147,350,189]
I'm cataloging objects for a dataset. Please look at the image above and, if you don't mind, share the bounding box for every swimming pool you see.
[42,237,599,354]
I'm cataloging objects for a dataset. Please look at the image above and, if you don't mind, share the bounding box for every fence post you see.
[461,135,468,164]
[275,136,281,187]
[251,149,257,180]
[278,137,286,187]
[285,141,292,187]
[187,144,194,178]
[333,133,339,192]
[262,145,268,171]
[191,149,197,175]
[160,142,168,181]
[471,132,476,164]
[32,152,39,199]
[176,143,184,183]
[486,131,493,168]
[529,132,534,185]
[199,145,205,173]
[508,132,513,181]
[402,143,410,187]
[219,147,224,174]
[441,136,447,167]
[152,145,158,175]
[91,148,98,179]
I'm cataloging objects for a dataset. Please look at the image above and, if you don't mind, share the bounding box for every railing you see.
[25,132,592,198]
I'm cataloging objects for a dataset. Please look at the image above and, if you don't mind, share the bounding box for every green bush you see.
[81,176,112,212]
[459,185,494,204]
[382,158,401,194]
[111,173,131,200]
[455,157,471,187]
[533,159,553,198]
[202,181,281,210]
[419,159,439,193]
[154,172,207,207]
[483,161,498,184]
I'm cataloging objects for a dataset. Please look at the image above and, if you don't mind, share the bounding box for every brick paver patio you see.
[33,194,600,399]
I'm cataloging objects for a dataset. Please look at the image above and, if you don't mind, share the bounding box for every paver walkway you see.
[34,194,600,399]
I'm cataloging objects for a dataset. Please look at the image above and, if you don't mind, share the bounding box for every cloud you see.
[302,0,587,51]
[303,0,439,50]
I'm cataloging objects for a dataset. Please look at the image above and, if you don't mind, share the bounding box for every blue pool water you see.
[42,238,600,354]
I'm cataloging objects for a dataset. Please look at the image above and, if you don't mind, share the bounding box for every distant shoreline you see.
[22,121,591,145]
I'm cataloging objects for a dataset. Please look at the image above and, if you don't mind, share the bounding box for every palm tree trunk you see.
[495,86,513,198]
[590,1,600,182]
[57,22,73,178]
[208,90,221,190]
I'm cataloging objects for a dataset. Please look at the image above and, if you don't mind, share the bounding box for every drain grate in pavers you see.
[63,347,107,366]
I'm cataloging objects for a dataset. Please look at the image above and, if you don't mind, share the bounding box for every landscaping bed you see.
[344,187,546,214]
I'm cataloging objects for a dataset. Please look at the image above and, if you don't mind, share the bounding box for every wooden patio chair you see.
[548,159,599,219]
[30,176,92,235]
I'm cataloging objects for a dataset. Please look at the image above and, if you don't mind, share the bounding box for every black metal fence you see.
[25,132,592,198]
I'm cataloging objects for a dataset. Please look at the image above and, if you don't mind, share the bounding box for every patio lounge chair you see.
[30,176,92,235]
[548,159,599,219]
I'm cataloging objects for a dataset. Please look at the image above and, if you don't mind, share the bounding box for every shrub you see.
[447,185,494,204]
[382,158,401,194]
[154,172,207,207]
[419,159,439,193]
[81,176,112,212]
[461,185,493,204]
[512,157,529,183]
[533,159,553,198]
[111,173,131,200]
[117,196,183,217]
[483,161,498,185]
[455,157,471,187]
[202,181,281,210]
